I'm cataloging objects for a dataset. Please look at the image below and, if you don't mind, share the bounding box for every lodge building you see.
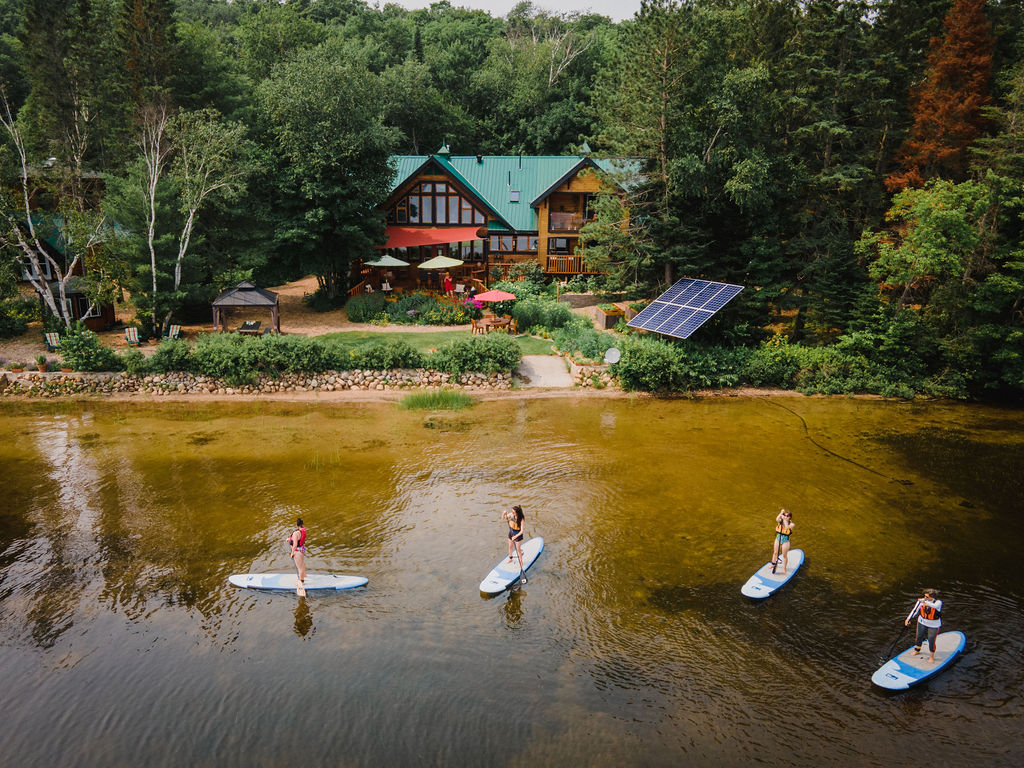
[373,143,630,288]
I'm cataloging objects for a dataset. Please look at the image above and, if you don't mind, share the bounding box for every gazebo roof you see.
[212,280,279,308]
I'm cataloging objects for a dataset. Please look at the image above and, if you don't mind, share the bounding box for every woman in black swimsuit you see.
[502,505,525,565]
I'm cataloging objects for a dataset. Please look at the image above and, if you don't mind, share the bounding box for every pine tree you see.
[886,0,995,191]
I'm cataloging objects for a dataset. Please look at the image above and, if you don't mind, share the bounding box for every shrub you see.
[350,340,424,370]
[512,296,574,332]
[553,318,616,361]
[0,298,31,338]
[420,301,472,325]
[249,334,333,374]
[428,332,521,374]
[742,334,804,388]
[614,338,744,392]
[122,349,152,376]
[303,287,345,312]
[149,338,194,373]
[189,333,258,385]
[59,329,123,372]
[345,293,387,323]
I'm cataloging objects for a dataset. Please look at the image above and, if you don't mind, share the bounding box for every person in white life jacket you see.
[771,509,795,573]
[905,588,943,663]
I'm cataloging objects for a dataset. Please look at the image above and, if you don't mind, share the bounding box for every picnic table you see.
[238,321,261,336]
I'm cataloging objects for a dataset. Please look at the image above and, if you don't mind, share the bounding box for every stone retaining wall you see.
[0,369,513,398]
[566,360,618,389]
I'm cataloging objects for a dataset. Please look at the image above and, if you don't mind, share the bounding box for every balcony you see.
[545,255,592,275]
[548,211,584,232]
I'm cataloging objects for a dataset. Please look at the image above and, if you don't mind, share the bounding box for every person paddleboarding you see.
[905,588,943,663]
[771,509,795,574]
[502,505,526,567]
[288,518,307,595]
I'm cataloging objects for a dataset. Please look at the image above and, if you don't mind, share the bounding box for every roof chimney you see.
[476,154,483,164]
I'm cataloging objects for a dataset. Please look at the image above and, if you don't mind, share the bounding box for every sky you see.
[379,0,643,23]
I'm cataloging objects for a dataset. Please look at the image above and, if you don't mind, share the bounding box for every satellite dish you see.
[603,347,621,364]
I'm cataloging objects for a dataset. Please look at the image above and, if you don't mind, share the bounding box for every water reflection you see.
[293,598,314,638]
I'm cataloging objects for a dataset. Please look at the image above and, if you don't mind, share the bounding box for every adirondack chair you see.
[43,332,61,351]
[163,324,181,341]
[125,327,141,347]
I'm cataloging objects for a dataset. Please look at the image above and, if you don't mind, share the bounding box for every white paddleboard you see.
[228,573,368,591]
[479,537,544,594]
[741,548,805,598]
[871,630,966,690]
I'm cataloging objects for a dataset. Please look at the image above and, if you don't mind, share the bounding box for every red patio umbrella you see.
[474,289,516,302]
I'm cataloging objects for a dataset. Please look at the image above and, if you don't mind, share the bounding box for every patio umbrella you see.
[474,289,516,302]
[365,254,410,267]
[418,255,464,270]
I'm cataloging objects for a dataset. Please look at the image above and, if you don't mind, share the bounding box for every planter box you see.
[597,308,625,329]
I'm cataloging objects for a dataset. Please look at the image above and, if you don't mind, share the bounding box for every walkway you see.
[515,355,574,388]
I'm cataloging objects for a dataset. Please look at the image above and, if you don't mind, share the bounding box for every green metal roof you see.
[387,154,634,233]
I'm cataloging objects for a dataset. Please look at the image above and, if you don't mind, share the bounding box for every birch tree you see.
[1,89,107,328]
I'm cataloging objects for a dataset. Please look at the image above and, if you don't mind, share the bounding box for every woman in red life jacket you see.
[771,509,794,573]
[288,518,307,588]
[905,588,943,662]
[502,506,526,566]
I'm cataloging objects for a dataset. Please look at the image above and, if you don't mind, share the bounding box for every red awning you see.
[382,226,483,249]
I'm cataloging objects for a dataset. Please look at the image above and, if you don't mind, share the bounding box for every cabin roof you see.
[388,154,636,232]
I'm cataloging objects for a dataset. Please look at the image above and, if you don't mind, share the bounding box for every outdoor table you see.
[238,321,261,336]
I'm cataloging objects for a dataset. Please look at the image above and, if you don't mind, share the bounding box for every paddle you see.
[880,601,919,664]
[514,536,527,586]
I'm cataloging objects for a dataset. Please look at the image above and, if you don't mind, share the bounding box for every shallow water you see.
[1,396,1022,767]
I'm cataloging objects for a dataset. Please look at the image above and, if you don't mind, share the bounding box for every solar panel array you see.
[627,279,744,339]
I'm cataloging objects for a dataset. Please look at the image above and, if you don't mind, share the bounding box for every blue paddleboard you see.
[228,573,368,591]
[871,630,966,690]
[479,537,544,594]
[740,548,804,598]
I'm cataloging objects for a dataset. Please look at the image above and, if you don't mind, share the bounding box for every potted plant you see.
[36,354,48,372]
[8,361,25,373]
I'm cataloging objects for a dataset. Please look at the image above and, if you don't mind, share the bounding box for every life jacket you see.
[508,516,522,532]
[295,527,307,549]
[775,521,793,536]
[918,601,941,621]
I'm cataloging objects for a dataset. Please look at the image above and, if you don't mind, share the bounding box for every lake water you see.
[1,396,1022,767]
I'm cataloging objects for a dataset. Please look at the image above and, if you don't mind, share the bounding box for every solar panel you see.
[627,279,744,339]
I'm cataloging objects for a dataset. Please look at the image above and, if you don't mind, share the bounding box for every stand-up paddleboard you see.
[741,548,805,598]
[229,573,368,591]
[871,630,966,690]
[479,537,544,594]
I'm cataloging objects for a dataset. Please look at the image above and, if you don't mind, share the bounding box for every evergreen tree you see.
[886,0,995,190]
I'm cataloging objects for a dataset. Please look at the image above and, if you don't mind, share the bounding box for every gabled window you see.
[387,181,486,225]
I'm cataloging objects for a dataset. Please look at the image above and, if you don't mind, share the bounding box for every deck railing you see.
[545,255,587,274]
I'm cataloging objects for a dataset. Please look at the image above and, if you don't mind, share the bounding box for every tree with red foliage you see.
[886,0,995,192]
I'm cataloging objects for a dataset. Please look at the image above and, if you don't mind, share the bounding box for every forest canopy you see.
[1,0,1023,398]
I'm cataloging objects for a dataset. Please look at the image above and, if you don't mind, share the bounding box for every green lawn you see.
[316,329,556,355]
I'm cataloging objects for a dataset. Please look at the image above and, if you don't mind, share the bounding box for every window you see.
[490,233,538,253]
[77,296,101,319]
[389,180,486,226]
[548,237,571,254]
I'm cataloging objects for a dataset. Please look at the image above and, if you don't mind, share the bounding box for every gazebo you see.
[212,280,280,332]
